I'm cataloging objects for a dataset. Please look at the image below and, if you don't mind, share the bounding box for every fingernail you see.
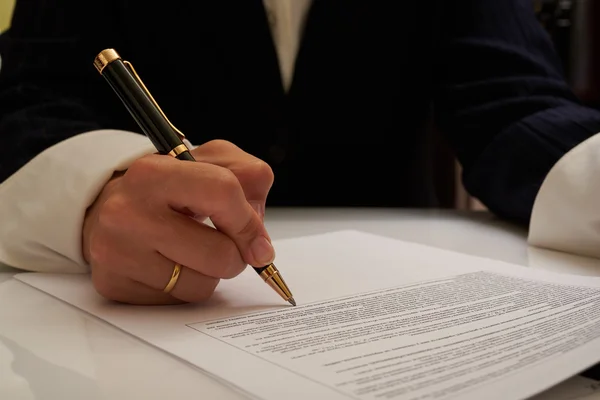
[250,236,275,265]
[250,202,265,220]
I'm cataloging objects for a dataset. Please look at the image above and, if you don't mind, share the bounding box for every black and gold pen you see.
[93,48,295,306]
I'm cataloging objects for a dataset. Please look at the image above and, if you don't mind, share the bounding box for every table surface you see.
[2,208,600,400]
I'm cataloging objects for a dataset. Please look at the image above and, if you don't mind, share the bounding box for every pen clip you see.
[123,60,186,140]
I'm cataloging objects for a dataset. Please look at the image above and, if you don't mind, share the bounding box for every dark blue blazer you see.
[1,0,600,225]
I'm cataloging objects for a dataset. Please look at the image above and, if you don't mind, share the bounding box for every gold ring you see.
[163,263,182,293]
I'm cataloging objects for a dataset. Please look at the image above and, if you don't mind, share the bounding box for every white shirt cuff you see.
[529,132,600,258]
[0,130,156,273]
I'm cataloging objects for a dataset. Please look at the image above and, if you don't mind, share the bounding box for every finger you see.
[117,203,247,279]
[124,155,275,267]
[153,211,247,279]
[91,231,220,303]
[191,140,274,218]
[126,250,220,304]
[91,267,182,305]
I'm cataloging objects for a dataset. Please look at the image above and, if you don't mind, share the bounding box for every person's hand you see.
[82,140,275,305]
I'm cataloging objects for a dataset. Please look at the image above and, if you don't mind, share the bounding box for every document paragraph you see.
[188,271,600,399]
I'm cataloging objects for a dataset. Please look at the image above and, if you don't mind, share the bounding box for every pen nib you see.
[288,298,296,306]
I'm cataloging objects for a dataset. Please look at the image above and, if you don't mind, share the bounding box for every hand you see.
[82,140,275,305]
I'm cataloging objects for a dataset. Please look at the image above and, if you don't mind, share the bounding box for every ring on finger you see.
[163,263,182,293]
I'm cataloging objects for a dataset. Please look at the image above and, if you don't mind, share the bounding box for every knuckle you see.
[124,155,161,184]
[213,169,242,201]
[87,232,115,268]
[204,139,237,153]
[247,160,274,186]
[96,194,130,231]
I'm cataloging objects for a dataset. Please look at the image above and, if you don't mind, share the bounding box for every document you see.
[14,230,600,400]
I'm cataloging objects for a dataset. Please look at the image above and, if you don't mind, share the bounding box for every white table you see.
[1,208,600,400]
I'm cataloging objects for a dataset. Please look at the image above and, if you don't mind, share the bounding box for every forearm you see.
[461,104,600,225]
[0,92,104,181]
[432,0,600,225]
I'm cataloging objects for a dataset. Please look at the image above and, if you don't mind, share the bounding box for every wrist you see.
[82,171,125,264]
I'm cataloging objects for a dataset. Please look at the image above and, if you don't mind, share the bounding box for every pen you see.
[93,48,296,306]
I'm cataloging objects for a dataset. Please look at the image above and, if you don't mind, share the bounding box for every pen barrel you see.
[100,59,184,155]
[176,151,195,161]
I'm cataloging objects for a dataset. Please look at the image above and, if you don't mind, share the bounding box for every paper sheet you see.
[14,230,600,400]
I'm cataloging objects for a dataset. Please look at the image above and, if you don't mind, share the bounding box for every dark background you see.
[535,0,600,110]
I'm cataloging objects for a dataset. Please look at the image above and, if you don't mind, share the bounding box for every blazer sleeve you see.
[432,0,600,225]
[0,0,138,182]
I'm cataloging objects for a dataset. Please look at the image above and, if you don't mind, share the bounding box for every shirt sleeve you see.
[528,131,600,259]
[0,130,156,273]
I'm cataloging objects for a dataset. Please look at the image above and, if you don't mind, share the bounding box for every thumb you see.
[210,201,275,268]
